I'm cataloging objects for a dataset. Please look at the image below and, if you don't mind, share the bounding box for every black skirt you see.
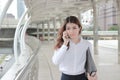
[61,73,88,80]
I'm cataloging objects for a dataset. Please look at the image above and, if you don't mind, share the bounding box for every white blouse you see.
[52,37,92,75]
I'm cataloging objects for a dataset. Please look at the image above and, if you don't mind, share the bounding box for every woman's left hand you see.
[87,73,97,80]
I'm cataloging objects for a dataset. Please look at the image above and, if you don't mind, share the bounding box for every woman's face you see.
[65,23,80,39]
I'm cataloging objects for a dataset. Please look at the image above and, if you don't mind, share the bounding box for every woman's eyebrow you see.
[72,26,77,27]
[66,26,70,28]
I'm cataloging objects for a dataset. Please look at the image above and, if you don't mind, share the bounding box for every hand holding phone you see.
[62,31,70,46]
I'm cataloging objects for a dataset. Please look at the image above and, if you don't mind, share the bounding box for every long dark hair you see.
[54,16,82,50]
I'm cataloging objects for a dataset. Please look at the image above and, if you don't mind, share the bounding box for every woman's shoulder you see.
[82,39,92,46]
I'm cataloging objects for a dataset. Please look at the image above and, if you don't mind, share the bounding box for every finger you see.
[63,31,66,34]
[63,35,66,37]
[94,76,97,80]
[63,31,67,35]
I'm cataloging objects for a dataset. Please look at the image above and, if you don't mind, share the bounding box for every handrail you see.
[14,36,40,80]
[1,35,40,80]
[81,31,118,36]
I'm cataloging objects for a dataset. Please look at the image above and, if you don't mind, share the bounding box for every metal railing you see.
[14,35,40,80]
[12,7,40,80]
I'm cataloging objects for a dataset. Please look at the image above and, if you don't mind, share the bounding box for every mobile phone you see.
[67,33,70,39]
[64,31,70,39]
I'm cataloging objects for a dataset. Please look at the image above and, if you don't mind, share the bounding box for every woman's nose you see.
[69,29,73,33]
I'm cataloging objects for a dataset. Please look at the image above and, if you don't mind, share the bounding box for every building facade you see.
[97,0,118,31]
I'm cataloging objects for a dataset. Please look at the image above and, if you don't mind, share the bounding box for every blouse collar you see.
[69,36,83,46]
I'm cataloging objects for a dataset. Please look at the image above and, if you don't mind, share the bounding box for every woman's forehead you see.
[66,23,78,27]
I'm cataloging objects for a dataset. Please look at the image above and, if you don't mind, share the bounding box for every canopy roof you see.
[24,0,106,23]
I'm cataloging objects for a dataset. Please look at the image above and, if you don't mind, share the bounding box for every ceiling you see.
[23,0,107,24]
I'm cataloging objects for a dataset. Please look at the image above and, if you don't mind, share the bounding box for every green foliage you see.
[86,27,101,31]
[0,55,7,64]
[108,25,119,31]
[87,27,93,31]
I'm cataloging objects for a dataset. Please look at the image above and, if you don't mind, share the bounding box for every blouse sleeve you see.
[52,45,68,65]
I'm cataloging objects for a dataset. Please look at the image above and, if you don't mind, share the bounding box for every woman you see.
[52,16,97,80]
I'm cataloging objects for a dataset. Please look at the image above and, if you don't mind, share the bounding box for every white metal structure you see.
[0,0,13,27]
[0,0,40,80]
[13,9,28,64]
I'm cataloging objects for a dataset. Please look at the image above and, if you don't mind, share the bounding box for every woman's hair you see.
[54,16,82,50]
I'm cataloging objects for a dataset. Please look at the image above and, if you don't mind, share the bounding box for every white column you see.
[77,12,81,22]
[59,16,64,27]
[47,20,50,43]
[36,24,39,39]
[53,17,57,41]
[116,0,120,64]
[91,0,98,55]
[42,22,45,39]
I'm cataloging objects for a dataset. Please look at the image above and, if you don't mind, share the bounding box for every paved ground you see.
[38,41,120,80]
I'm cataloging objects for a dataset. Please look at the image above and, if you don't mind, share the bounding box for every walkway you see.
[38,40,120,80]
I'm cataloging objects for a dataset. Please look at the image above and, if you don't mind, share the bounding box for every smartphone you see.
[64,31,70,39]
[66,34,70,39]
[66,32,70,39]
[68,35,70,39]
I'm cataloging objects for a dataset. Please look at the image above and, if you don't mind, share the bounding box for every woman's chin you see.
[70,36,79,39]
[70,37,75,39]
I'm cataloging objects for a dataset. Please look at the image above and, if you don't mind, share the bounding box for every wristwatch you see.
[90,72,96,77]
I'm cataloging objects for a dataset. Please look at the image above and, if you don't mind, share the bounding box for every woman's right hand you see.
[62,31,70,46]
[87,73,97,80]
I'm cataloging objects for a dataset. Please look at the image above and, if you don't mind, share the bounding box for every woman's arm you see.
[52,45,68,65]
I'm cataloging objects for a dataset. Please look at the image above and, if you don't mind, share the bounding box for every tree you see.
[108,25,118,31]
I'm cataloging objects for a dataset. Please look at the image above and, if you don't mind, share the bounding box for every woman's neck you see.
[71,37,80,44]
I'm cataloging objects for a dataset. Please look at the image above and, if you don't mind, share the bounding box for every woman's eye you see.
[66,28,70,30]
[73,27,77,29]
